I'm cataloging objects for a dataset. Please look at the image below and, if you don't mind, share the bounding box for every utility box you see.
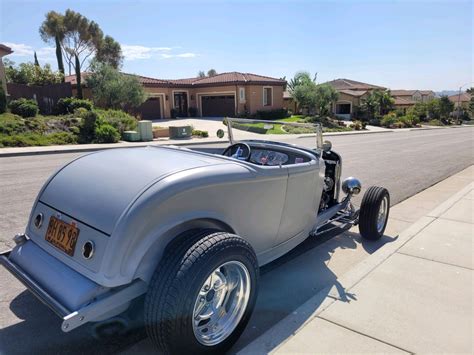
[169,126,192,139]
[123,131,141,142]
[138,120,153,141]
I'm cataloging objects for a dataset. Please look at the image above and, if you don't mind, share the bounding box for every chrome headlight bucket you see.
[342,177,362,195]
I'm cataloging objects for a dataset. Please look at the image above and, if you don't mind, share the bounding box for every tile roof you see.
[448,92,471,103]
[325,78,386,91]
[339,89,368,97]
[393,97,417,105]
[0,43,13,55]
[391,90,420,96]
[420,90,435,96]
[65,71,286,87]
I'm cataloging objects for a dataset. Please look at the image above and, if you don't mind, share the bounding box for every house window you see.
[239,87,245,102]
[263,87,272,106]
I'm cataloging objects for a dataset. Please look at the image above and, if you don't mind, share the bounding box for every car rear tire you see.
[144,230,259,354]
[359,186,390,240]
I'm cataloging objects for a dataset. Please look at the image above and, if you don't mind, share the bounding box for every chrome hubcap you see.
[192,261,251,346]
[377,196,389,233]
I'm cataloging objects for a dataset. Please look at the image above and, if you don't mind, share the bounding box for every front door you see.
[173,92,188,117]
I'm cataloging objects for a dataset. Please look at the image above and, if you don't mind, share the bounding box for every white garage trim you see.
[197,91,237,117]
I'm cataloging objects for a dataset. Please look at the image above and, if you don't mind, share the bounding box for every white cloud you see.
[121,44,197,61]
[3,42,55,60]
[161,52,197,59]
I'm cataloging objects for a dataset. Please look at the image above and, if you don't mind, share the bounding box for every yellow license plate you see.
[45,216,80,256]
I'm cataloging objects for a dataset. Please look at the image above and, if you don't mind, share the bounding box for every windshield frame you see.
[225,117,323,151]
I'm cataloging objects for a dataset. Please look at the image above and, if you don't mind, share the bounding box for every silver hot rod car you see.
[1,118,390,354]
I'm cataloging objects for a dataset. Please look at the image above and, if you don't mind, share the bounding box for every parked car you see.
[0,118,390,354]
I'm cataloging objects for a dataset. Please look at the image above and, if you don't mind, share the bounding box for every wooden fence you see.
[7,82,73,115]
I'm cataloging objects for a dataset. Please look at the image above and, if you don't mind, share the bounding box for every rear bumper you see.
[0,236,148,332]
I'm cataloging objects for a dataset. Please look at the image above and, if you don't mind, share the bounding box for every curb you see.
[238,181,473,354]
[0,139,224,158]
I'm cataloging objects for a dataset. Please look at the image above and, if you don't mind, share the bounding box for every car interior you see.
[221,141,315,166]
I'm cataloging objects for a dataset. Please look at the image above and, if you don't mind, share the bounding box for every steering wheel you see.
[222,143,251,161]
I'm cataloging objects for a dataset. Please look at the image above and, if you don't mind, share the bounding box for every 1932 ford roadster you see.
[0,118,390,354]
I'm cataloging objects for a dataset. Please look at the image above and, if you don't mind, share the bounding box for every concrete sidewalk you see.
[240,176,473,353]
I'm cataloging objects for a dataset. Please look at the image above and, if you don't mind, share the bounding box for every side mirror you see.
[216,129,225,139]
[322,140,332,152]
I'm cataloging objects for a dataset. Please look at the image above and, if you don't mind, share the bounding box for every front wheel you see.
[144,230,259,354]
[359,186,390,240]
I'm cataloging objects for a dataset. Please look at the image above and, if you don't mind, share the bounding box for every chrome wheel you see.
[377,196,389,233]
[192,261,251,346]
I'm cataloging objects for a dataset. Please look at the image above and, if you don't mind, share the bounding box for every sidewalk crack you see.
[317,316,414,354]
[396,251,473,270]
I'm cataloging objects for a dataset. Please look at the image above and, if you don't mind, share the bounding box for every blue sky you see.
[1,0,472,90]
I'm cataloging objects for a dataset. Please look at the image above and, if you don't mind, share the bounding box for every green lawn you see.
[235,115,352,134]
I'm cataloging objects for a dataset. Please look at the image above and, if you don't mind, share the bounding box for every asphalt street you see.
[0,127,472,354]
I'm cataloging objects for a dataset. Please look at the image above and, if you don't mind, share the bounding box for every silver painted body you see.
[2,121,352,331]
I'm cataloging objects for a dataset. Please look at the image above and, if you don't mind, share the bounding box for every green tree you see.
[469,95,474,119]
[314,84,338,116]
[427,99,440,119]
[374,90,395,115]
[292,80,317,112]
[61,9,105,98]
[438,96,454,123]
[288,71,315,113]
[5,61,63,85]
[39,11,66,79]
[407,102,428,122]
[207,69,217,77]
[466,87,473,94]
[288,71,313,93]
[360,91,381,121]
[197,70,206,78]
[86,61,146,110]
[95,35,123,69]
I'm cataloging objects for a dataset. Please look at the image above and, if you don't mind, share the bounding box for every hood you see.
[39,147,226,235]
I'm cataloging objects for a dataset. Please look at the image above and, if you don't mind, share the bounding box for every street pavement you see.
[0,128,472,354]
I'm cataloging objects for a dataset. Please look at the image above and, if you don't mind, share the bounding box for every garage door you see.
[201,95,235,117]
[137,97,161,119]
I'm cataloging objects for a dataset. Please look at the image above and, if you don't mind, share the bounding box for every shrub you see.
[56,97,93,115]
[0,131,77,147]
[95,124,120,143]
[0,113,27,134]
[427,119,443,126]
[350,120,364,130]
[398,114,419,128]
[188,107,198,117]
[95,109,137,135]
[255,109,289,120]
[192,129,209,137]
[9,98,38,118]
[381,112,397,127]
[0,82,6,114]
[78,110,100,144]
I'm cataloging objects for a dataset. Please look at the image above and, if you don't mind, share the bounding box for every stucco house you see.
[325,78,386,119]
[0,43,13,96]
[66,71,286,119]
[448,92,471,109]
[391,89,435,109]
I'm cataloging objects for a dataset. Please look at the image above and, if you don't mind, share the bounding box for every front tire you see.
[359,186,390,240]
[144,230,259,354]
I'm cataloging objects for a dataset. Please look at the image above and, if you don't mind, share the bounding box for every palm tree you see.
[39,11,66,80]
[376,90,395,115]
[361,91,380,120]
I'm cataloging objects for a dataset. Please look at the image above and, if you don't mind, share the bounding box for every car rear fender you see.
[133,217,235,283]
